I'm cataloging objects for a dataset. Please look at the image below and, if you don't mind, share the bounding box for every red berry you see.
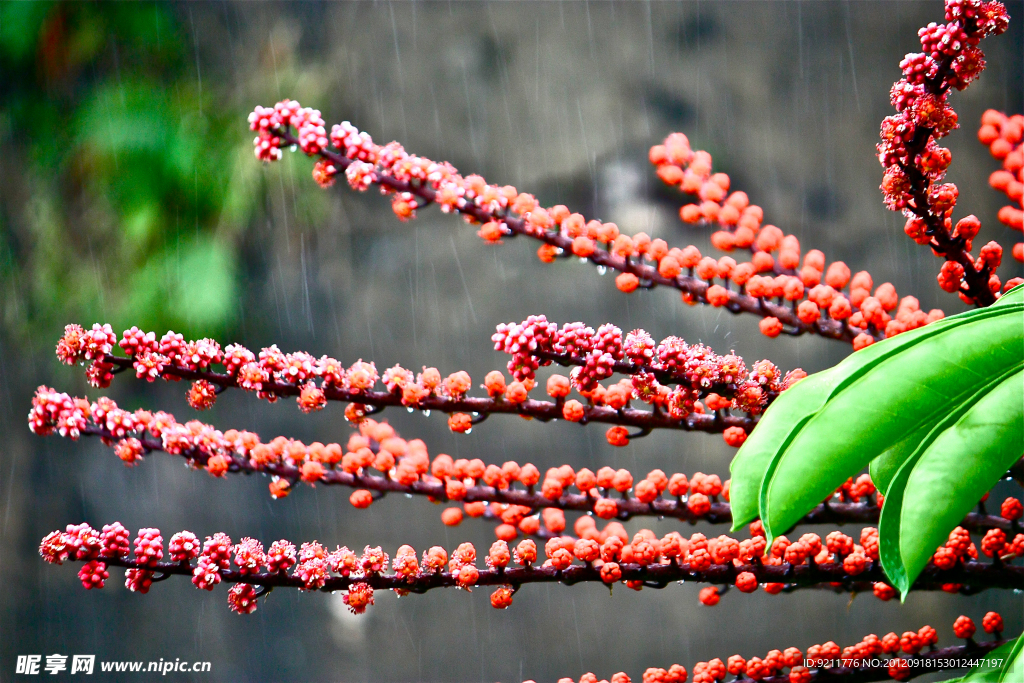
[873,583,896,601]
[953,615,976,639]
[1000,497,1023,521]
[698,586,720,606]
[735,572,758,593]
[982,611,1003,634]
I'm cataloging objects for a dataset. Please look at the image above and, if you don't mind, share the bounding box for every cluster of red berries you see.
[250,97,926,347]
[648,136,946,349]
[25,388,740,534]
[879,0,1014,304]
[40,522,393,614]
[42,501,1024,616]
[535,613,1006,683]
[979,110,1024,266]
[29,387,738,524]
[932,523,1024,587]
[33,520,819,614]
[492,316,807,438]
[439,465,736,536]
[51,323,757,439]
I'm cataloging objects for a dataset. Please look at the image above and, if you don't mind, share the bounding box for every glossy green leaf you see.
[998,635,1024,682]
[758,289,1023,543]
[732,305,985,529]
[869,421,932,496]
[728,369,839,529]
[878,364,1022,595]
[730,285,1023,534]
[940,637,1021,683]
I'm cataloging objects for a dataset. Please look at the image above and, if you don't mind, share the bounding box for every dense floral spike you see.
[246,100,950,346]
[878,2,1011,305]
[492,318,804,444]
[548,616,1010,683]
[31,389,1017,538]
[50,325,763,437]
[648,138,947,344]
[979,110,1024,270]
[40,523,1024,615]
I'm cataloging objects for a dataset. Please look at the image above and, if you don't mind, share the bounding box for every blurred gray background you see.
[1,2,1022,681]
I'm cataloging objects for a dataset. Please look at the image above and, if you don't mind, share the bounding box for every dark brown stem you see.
[101,356,754,435]
[61,554,1024,594]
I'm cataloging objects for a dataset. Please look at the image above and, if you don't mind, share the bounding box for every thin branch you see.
[54,420,1021,536]
[49,551,1024,596]
[264,122,881,344]
[97,355,758,435]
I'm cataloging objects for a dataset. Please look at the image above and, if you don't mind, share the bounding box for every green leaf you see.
[998,635,1024,682]
[729,368,839,529]
[939,637,1021,682]
[730,285,1023,534]
[878,364,1023,595]
[869,421,932,496]
[757,288,1023,543]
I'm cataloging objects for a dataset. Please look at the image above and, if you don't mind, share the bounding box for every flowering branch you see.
[249,102,952,350]
[54,323,789,444]
[492,316,805,447]
[47,548,1024,597]
[33,388,1023,538]
[40,522,1024,619]
[648,144,945,351]
[879,0,1013,305]
[552,620,1010,683]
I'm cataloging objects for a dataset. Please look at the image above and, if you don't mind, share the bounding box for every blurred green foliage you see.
[0,2,260,340]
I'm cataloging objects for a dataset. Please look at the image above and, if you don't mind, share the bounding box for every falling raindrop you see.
[596,266,607,275]
[406,407,414,413]
[422,410,431,417]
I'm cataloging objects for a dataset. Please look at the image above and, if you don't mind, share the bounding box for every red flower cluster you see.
[40,509,1024,618]
[247,96,946,347]
[50,323,769,437]
[649,137,949,349]
[29,3,1024,677]
[879,0,1012,305]
[979,110,1024,269]
[519,614,1007,683]
[492,317,805,428]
